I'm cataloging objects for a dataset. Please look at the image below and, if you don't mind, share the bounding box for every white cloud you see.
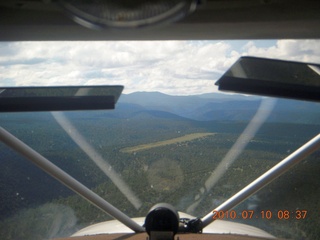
[0,40,319,95]
[243,39,320,63]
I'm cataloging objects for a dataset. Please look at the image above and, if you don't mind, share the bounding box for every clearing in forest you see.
[120,132,215,153]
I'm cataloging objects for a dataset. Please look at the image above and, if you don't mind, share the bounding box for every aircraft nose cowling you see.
[144,203,179,240]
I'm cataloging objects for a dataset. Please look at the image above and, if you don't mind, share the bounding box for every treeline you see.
[0,112,319,239]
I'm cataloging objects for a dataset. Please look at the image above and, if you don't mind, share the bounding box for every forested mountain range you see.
[118,92,320,123]
[0,91,319,239]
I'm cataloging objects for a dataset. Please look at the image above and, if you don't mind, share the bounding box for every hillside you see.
[119,92,320,123]
[0,92,319,239]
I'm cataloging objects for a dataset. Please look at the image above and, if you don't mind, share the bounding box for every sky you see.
[0,39,319,95]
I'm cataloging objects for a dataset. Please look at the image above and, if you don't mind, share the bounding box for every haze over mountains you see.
[1,91,319,240]
[117,92,320,124]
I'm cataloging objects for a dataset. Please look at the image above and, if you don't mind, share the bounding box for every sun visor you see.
[0,85,123,112]
[215,57,320,102]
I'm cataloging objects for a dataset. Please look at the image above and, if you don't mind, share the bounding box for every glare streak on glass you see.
[308,64,320,76]
[229,61,247,78]
[187,98,276,213]
[51,112,142,210]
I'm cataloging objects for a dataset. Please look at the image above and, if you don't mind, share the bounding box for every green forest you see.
[0,108,319,240]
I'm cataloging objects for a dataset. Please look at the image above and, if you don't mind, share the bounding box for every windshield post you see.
[0,127,145,233]
[201,133,320,228]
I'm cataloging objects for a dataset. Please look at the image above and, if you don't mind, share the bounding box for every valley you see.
[0,92,319,240]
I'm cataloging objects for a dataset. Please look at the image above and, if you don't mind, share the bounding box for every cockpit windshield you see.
[0,40,319,240]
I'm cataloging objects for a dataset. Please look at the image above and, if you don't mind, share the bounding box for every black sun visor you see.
[215,57,320,102]
[0,85,123,112]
